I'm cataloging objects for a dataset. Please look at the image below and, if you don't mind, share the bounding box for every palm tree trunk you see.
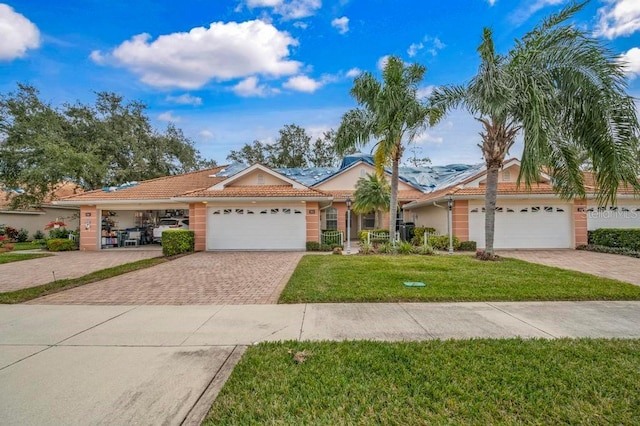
[484,164,500,255]
[388,154,400,243]
[375,209,381,229]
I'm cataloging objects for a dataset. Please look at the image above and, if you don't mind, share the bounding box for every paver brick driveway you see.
[499,250,640,286]
[28,252,303,305]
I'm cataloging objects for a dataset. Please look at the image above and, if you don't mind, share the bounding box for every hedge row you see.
[588,228,640,251]
[162,229,195,256]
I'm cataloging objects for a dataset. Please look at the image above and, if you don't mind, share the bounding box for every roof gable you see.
[209,164,306,190]
[313,160,418,191]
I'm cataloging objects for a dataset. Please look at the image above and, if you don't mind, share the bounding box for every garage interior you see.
[99,208,187,249]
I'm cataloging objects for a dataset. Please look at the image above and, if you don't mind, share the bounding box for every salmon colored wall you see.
[306,202,320,242]
[189,203,207,251]
[453,200,469,242]
[574,198,588,247]
[232,170,288,186]
[79,206,99,251]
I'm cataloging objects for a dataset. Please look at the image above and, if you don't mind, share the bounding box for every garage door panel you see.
[586,205,640,230]
[207,206,306,250]
[469,203,572,249]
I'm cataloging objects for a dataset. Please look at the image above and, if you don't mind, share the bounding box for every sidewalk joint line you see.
[398,303,436,339]
[485,302,557,338]
[0,345,54,372]
[178,305,226,346]
[298,304,307,340]
[53,305,140,346]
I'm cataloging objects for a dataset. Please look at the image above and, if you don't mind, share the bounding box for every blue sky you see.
[1,0,640,166]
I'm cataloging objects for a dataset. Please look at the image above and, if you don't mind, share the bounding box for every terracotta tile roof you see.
[181,185,330,198]
[1,181,83,211]
[412,187,462,203]
[59,166,226,202]
[456,182,556,196]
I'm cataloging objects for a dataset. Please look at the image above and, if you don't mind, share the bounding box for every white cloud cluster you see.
[510,0,568,26]
[166,93,202,105]
[407,36,445,58]
[619,47,640,79]
[244,0,322,20]
[331,16,349,34]
[233,76,274,97]
[594,0,640,39]
[283,74,323,92]
[91,20,301,89]
[0,4,40,61]
[345,67,361,78]
[158,111,181,122]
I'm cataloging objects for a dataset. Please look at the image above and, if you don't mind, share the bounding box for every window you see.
[470,208,479,213]
[271,208,279,214]
[260,209,268,214]
[506,208,515,213]
[544,206,553,212]
[247,210,255,214]
[235,209,244,214]
[212,210,220,215]
[326,207,338,230]
[531,206,540,212]
[556,208,565,212]
[520,208,528,213]
[363,213,375,229]
[502,170,511,181]
[223,209,232,215]
[257,173,264,185]
[294,209,303,214]
[283,208,291,214]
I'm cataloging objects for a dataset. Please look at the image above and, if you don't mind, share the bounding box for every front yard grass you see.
[205,339,640,425]
[0,252,52,264]
[0,257,167,303]
[279,255,640,303]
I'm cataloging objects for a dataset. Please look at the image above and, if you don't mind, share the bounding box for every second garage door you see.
[468,201,573,249]
[207,206,306,250]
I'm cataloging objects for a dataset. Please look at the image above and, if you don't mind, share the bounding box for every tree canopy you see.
[0,84,215,208]
[431,1,640,255]
[227,125,351,168]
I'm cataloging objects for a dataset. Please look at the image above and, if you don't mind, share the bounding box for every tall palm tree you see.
[337,56,439,242]
[431,2,640,256]
[352,173,390,229]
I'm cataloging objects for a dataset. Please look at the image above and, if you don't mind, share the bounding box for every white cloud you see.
[510,0,568,25]
[158,111,181,122]
[283,75,323,92]
[377,55,390,70]
[331,16,349,34]
[91,20,301,89]
[166,94,202,105]
[414,131,444,145]
[487,0,497,5]
[232,76,272,97]
[407,43,423,58]
[89,50,106,64]
[594,0,640,39]
[199,130,214,139]
[292,21,308,29]
[416,85,435,99]
[619,47,640,79]
[0,4,40,61]
[244,0,322,20]
[346,67,361,78]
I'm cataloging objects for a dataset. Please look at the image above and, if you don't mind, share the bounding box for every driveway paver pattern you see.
[27,251,303,305]
[0,249,162,293]
[499,249,640,286]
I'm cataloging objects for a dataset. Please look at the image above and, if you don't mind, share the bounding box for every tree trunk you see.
[388,154,400,243]
[375,209,382,229]
[484,164,500,255]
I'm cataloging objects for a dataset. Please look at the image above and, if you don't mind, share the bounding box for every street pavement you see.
[1,301,639,425]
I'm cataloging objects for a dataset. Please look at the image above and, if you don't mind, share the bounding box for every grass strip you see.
[0,253,52,264]
[0,257,167,304]
[12,241,46,251]
[206,339,640,425]
[279,254,640,303]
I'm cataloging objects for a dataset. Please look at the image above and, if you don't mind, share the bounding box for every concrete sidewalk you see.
[1,302,639,425]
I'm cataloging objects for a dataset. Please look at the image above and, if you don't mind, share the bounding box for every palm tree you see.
[352,173,390,229]
[431,2,640,257]
[337,56,439,242]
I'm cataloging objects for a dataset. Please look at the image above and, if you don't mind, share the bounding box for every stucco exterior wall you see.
[0,207,79,238]
[409,204,449,235]
[79,206,99,251]
[306,202,320,242]
[189,203,207,251]
[315,163,415,191]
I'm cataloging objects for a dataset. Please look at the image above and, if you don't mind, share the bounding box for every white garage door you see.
[207,206,306,250]
[587,204,640,231]
[469,202,573,249]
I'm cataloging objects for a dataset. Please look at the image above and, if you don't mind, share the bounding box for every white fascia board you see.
[171,196,332,203]
[53,199,177,206]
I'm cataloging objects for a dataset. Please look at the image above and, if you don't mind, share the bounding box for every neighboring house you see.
[0,182,81,238]
[55,154,639,251]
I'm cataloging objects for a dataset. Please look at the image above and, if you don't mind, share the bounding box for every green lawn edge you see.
[0,257,167,304]
[206,339,640,425]
[0,253,53,264]
[279,254,640,303]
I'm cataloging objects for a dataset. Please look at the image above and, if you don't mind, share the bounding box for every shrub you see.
[2,226,18,240]
[412,244,436,255]
[16,228,29,242]
[321,231,343,246]
[46,238,77,252]
[397,241,413,254]
[359,241,374,255]
[458,240,477,251]
[320,244,332,252]
[32,230,45,240]
[476,250,500,261]
[306,241,320,251]
[428,235,461,251]
[49,227,71,239]
[589,228,640,251]
[332,246,343,255]
[377,242,396,254]
[162,229,195,256]
[577,244,640,259]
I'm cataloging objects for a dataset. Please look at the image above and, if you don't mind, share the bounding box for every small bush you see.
[428,235,461,251]
[32,230,45,240]
[476,250,500,261]
[16,228,29,243]
[3,226,18,240]
[306,241,321,251]
[46,238,77,252]
[377,242,396,254]
[49,227,71,239]
[590,228,640,251]
[162,229,194,256]
[359,241,374,255]
[458,240,477,251]
[320,244,332,251]
[412,244,436,255]
[577,244,640,259]
[397,241,413,254]
[332,246,343,255]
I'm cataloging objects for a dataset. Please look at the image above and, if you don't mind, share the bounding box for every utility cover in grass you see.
[404,282,426,287]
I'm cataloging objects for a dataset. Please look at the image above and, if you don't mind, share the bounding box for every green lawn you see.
[206,339,640,425]
[12,241,46,251]
[279,255,640,303]
[0,252,52,264]
[0,257,167,303]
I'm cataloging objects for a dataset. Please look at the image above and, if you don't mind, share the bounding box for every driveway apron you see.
[27,251,303,305]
